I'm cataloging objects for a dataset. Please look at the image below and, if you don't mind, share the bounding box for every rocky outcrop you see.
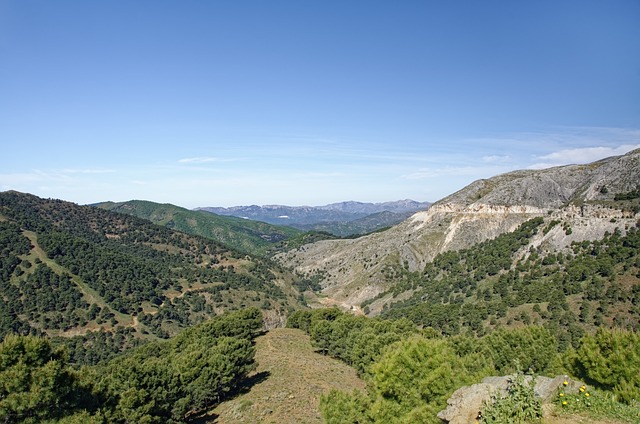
[437,375,584,424]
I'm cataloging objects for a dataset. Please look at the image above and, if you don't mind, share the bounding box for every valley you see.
[0,149,638,423]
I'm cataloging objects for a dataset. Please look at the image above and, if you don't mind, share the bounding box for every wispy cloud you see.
[401,165,510,180]
[529,143,640,169]
[0,168,115,185]
[178,157,220,164]
[482,155,511,163]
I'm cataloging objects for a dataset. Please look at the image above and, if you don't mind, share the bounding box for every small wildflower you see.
[563,381,568,386]
[585,393,589,397]
[559,393,564,397]
[562,401,568,406]
[579,386,586,392]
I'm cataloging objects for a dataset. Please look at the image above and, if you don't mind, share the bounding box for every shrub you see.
[567,328,640,404]
[480,372,542,423]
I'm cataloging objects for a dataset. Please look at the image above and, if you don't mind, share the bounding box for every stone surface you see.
[436,382,494,424]
[437,375,585,424]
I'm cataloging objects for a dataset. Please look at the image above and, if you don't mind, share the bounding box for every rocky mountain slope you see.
[276,149,640,308]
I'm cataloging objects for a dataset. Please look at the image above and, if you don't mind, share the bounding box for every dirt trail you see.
[316,296,365,315]
[206,328,365,424]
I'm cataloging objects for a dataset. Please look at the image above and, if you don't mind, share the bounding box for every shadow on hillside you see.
[190,370,271,423]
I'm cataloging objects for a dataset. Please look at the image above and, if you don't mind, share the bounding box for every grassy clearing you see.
[205,328,365,424]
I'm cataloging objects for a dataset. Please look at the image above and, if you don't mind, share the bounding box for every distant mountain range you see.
[195,200,432,236]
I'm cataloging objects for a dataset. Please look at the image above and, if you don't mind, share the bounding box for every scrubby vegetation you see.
[288,308,640,423]
[480,372,542,424]
[0,308,262,423]
[1,190,639,422]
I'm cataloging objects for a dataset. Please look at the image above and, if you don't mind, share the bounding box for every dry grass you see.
[544,409,628,424]
[205,328,365,424]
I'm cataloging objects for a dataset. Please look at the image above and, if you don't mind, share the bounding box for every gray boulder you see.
[437,375,583,423]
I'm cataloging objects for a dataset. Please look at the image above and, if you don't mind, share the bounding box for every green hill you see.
[0,191,304,357]
[94,200,302,256]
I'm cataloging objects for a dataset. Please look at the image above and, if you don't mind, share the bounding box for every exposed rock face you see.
[275,149,640,309]
[437,375,584,424]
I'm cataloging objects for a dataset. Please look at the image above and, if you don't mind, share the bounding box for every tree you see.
[567,328,640,404]
[0,335,80,423]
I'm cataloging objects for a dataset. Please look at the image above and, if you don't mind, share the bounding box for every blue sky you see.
[1,1,639,208]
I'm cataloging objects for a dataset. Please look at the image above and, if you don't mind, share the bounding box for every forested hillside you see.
[1,185,639,423]
[369,216,640,350]
[276,148,640,305]
[0,191,303,363]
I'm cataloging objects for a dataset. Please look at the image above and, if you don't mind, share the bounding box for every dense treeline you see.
[53,327,144,366]
[290,308,639,423]
[0,221,39,337]
[0,308,263,423]
[288,308,421,375]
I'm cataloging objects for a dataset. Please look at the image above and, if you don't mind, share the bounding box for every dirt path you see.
[306,292,365,315]
[206,328,365,424]
[22,230,134,328]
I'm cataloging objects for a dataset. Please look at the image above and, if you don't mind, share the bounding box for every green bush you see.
[480,372,542,423]
[567,328,640,404]
[321,336,492,424]
[476,326,559,374]
[0,335,81,423]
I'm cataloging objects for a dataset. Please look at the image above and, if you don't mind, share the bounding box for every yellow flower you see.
[585,393,590,397]
[563,381,568,386]
[562,401,568,405]
[579,386,585,392]
[559,393,564,397]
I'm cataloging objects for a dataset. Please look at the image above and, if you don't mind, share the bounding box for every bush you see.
[0,335,80,423]
[478,326,558,374]
[567,328,640,404]
[480,372,542,423]
[321,336,491,424]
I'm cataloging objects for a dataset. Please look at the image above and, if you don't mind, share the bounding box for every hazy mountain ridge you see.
[276,149,640,307]
[293,210,418,237]
[195,200,431,234]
